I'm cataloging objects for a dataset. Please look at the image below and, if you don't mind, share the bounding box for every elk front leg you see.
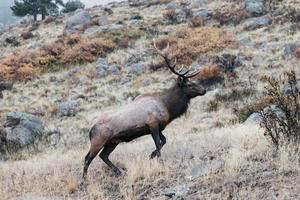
[150,127,163,159]
[150,132,166,159]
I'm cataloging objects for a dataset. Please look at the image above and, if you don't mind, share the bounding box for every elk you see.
[83,43,206,179]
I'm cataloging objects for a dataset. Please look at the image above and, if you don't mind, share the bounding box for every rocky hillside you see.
[0,0,299,199]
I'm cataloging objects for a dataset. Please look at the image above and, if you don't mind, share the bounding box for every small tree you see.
[259,71,300,148]
[11,0,64,21]
[62,0,85,13]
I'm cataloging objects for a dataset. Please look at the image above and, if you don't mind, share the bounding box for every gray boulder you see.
[245,0,266,17]
[245,105,285,124]
[4,112,45,151]
[283,80,300,95]
[191,0,207,8]
[125,62,147,75]
[243,15,271,30]
[164,184,189,198]
[84,26,103,35]
[283,43,299,57]
[95,58,121,78]
[191,160,224,179]
[193,9,213,20]
[98,16,110,26]
[64,10,92,34]
[58,100,80,117]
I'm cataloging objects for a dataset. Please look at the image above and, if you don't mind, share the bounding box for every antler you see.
[153,40,201,79]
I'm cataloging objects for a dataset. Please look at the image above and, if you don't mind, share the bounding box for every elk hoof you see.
[113,169,122,176]
[150,150,161,159]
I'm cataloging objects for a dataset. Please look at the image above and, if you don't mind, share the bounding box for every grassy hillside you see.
[0,0,299,199]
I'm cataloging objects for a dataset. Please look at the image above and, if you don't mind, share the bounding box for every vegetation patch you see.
[0,34,115,80]
[154,27,235,66]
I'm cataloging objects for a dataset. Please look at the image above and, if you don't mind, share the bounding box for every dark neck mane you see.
[160,84,190,122]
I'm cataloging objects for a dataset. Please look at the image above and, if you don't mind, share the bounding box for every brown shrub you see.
[188,16,205,28]
[21,32,34,40]
[44,16,56,24]
[214,9,251,26]
[0,36,115,80]
[165,27,235,65]
[163,9,178,24]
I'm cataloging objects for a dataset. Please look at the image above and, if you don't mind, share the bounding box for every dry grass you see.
[155,27,235,65]
[0,35,115,80]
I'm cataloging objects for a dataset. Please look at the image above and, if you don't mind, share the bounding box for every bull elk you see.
[83,43,206,179]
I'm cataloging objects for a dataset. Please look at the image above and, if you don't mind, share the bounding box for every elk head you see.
[154,42,206,98]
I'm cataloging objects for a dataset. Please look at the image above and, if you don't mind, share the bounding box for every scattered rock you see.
[47,131,60,146]
[84,26,103,35]
[125,62,147,75]
[5,37,20,46]
[283,43,299,57]
[58,100,80,117]
[95,58,121,78]
[130,15,143,20]
[193,9,213,20]
[190,160,224,179]
[98,15,110,26]
[190,0,207,8]
[64,10,92,34]
[216,54,245,72]
[245,0,266,17]
[4,112,45,152]
[245,105,285,124]
[164,184,189,198]
[141,77,154,86]
[283,80,300,95]
[127,19,141,27]
[121,74,133,87]
[243,15,271,30]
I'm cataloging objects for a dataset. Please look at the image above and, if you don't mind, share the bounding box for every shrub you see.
[259,71,300,148]
[169,27,235,65]
[62,0,85,13]
[163,9,178,24]
[214,9,251,26]
[0,35,115,80]
[188,16,205,27]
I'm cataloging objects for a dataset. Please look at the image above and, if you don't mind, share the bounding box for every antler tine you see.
[183,69,202,78]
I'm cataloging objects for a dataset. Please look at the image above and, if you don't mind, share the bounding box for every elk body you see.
[83,45,207,179]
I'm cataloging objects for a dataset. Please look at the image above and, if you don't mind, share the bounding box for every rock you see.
[130,15,143,20]
[166,1,180,10]
[4,112,45,152]
[283,43,299,56]
[245,112,262,124]
[190,0,207,8]
[193,9,213,20]
[64,10,92,34]
[98,15,110,26]
[216,54,245,72]
[190,160,224,179]
[95,58,121,78]
[121,74,133,87]
[141,77,154,86]
[58,100,80,117]
[283,80,300,95]
[84,26,103,35]
[127,19,141,27]
[243,15,271,30]
[5,37,20,46]
[164,184,189,198]
[47,131,60,146]
[245,105,285,124]
[125,62,147,75]
[245,0,266,17]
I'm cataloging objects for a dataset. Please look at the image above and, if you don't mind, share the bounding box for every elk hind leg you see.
[150,132,166,159]
[99,143,121,175]
[83,135,110,179]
